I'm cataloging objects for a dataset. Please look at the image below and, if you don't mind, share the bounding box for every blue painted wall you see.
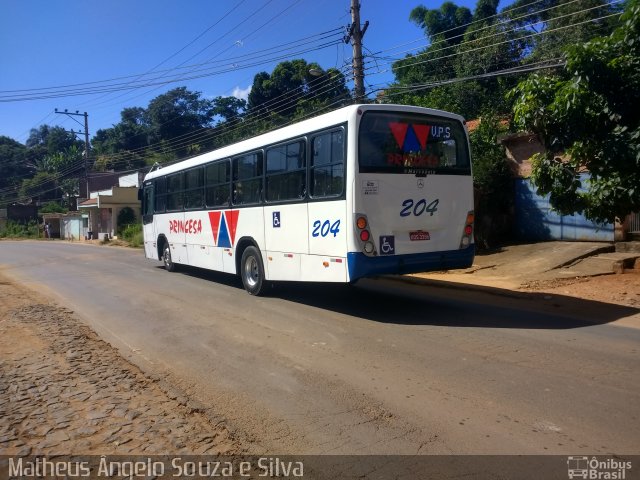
[514,177,614,242]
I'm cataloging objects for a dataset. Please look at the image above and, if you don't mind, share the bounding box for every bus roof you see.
[143,103,466,181]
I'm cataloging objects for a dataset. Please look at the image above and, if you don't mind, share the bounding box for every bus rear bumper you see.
[347,245,475,282]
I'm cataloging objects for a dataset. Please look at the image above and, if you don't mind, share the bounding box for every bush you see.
[117,207,136,235]
[0,220,40,239]
[120,223,143,248]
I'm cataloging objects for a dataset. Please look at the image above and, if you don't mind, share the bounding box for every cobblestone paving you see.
[0,279,241,456]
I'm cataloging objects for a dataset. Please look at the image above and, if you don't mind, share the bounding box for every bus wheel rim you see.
[244,256,258,287]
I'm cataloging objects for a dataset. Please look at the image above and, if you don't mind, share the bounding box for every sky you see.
[0,0,510,145]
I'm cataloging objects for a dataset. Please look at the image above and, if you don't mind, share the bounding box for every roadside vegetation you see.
[119,223,143,248]
[0,221,40,239]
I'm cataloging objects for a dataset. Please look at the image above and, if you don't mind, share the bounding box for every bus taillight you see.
[460,210,474,248]
[355,213,376,256]
[466,212,474,225]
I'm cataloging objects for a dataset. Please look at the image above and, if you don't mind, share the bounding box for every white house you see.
[78,172,141,240]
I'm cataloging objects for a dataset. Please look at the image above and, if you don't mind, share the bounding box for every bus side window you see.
[205,160,230,208]
[232,152,263,206]
[310,129,344,198]
[266,140,306,202]
[142,183,154,224]
[166,173,184,211]
[184,167,204,210]
[155,177,167,213]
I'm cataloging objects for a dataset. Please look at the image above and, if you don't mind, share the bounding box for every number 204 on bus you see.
[140,104,475,295]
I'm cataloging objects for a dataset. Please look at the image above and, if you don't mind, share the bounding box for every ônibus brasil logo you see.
[567,456,632,479]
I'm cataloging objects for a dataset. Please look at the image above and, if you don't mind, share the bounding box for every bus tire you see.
[240,246,265,296]
[163,243,176,272]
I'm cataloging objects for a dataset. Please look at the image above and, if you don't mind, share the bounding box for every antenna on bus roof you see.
[148,162,161,173]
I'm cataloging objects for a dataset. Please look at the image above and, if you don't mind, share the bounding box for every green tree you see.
[212,96,246,123]
[392,1,473,89]
[40,201,66,214]
[248,60,310,118]
[59,178,79,209]
[19,171,59,203]
[93,107,150,154]
[409,2,472,45]
[0,136,30,195]
[92,89,216,168]
[509,1,640,223]
[25,125,82,166]
[469,112,513,248]
[37,145,83,175]
[389,0,620,120]
[145,87,215,150]
[451,0,525,116]
[247,60,350,119]
[522,0,621,63]
[390,0,518,118]
[93,107,150,171]
[16,144,83,204]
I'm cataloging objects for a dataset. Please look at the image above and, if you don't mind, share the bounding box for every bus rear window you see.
[358,111,470,174]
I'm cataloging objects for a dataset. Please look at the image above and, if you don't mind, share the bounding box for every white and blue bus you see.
[141,104,475,295]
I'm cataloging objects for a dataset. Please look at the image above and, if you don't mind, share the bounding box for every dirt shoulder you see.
[0,272,241,456]
[519,270,640,308]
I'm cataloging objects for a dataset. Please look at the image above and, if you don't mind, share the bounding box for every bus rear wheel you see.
[163,243,176,272]
[240,246,265,296]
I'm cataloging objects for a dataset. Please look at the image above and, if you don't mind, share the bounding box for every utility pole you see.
[55,109,90,198]
[344,0,369,103]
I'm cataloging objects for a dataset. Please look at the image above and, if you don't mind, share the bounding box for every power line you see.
[0,37,344,102]
[368,0,551,62]
[81,0,252,109]
[94,0,294,109]
[378,59,566,96]
[82,9,625,171]
[0,65,353,197]
[1,2,626,204]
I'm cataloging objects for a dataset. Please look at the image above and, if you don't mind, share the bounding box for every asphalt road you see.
[1,240,638,456]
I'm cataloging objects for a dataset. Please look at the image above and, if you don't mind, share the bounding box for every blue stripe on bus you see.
[347,245,475,281]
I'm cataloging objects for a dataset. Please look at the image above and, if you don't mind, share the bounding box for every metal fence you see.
[628,212,640,234]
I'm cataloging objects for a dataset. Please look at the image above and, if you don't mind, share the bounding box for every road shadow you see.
[269,277,639,330]
[155,264,244,289]
[156,265,639,330]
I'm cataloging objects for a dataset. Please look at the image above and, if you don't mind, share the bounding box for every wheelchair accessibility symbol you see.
[380,235,395,255]
[273,211,281,228]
